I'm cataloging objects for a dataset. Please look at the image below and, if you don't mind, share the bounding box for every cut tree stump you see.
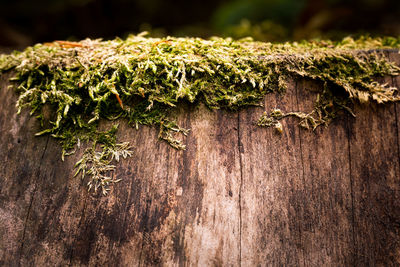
[1,51,400,266]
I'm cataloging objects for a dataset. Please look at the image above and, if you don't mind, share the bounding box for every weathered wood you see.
[239,80,305,266]
[347,51,400,265]
[295,79,354,266]
[348,97,400,265]
[1,52,400,266]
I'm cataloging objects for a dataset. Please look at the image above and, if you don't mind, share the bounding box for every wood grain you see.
[348,51,400,266]
[0,51,399,266]
[295,79,354,266]
[239,80,305,266]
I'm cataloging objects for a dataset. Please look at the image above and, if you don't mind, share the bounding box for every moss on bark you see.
[1,33,400,193]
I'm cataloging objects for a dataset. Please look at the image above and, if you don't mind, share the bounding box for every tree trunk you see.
[1,52,400,266]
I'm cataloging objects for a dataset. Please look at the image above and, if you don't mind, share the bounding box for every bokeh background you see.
[1,0,400,48]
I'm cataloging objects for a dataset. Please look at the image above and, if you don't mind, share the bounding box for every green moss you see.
[1,33,400,194]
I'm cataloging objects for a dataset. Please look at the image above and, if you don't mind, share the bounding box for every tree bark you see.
[1,52,400,266]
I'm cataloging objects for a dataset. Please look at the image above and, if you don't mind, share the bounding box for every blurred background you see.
[1,0,400,49]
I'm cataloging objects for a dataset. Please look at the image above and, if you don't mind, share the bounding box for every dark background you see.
[1,0,400,48]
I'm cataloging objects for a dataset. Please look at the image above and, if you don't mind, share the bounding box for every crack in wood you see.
[346,113,357,266]
[68,192,89,266]
[294,80,307,267]
[18,135,50,264]
[237,111,243,266]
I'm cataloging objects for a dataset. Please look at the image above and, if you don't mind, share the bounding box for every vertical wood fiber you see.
[0,52,399,266]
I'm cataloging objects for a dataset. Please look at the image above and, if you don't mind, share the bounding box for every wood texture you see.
[296,79,354,266]
[1,52,400,266]
[239,80,305,266]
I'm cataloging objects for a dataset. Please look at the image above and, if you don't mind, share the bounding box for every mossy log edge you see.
[0,51,400,266]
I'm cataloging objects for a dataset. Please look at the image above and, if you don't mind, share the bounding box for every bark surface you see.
[1,52,400,266]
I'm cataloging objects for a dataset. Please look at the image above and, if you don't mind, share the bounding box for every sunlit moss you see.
[1,33,400,194]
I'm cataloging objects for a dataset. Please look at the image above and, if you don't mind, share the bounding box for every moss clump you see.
[1,33,400,194]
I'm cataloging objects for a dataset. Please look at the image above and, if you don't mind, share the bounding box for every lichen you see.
[1,33,400,194]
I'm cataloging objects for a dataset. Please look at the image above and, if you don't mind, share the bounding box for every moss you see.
[1,33,400,194]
